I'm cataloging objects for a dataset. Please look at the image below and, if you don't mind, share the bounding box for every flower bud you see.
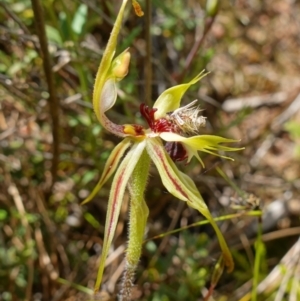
[132,0,144,17]
[206,0,219,17]
[111,49,131,80]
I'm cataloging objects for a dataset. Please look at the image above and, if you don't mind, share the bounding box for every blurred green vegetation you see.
[1,0,300,300]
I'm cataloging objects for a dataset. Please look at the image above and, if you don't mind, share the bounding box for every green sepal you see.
[94,141,146,293]
[146,138,234,272]
[93,0,129,123]
[153,71,208,119]
[81,138,132,205]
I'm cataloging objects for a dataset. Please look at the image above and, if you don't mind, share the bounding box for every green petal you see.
[146,138,234,272]
[94,140,146,292]
[81,139,132,205]
[182,135,242,150]
[160,132,244,165]
[153,71,207,119]
[183,135,244,162]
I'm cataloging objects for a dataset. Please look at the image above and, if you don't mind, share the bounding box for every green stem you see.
[120,150,150,301]
[251,220,263,301]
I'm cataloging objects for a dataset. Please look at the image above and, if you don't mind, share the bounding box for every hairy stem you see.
[120,150,150,301]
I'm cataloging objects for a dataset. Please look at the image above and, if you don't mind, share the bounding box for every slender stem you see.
[177,16,216,83]
[144,0,152,105]
[0,2,29,34]
[30,0,60,189]
[8,183,34,301]
[0,2,41,60]
[144,211,262,243]
[251,220,263,301]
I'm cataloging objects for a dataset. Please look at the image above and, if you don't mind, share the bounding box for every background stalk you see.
[30,0,60,190]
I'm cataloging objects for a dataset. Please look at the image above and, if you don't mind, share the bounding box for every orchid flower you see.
[83,0,243,298]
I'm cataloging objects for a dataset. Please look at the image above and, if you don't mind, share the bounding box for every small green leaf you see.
[92,125,102,136]
[81,170,98,185]
[145,241,157,253]
[8,62,24,76]
[68,117,78,127]
[1,292,12,301]
[206,0,220,17]
[45,25,63,45]
[78,114,91,126]
[26,213,39,223]
[10,139,24,149]
[285,121,300,138]
[0,210,8,221]
[71,4,88,36]
[84,212,101,229]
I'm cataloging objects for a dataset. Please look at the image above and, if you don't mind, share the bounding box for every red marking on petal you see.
[108,169,125,236]
[133,124,145,135]
[140,103,177,133]
[154,145,189,200]
[155,118,175,133]
[165,142,188,162]
[102,147,123,180]
[140,104,157,129]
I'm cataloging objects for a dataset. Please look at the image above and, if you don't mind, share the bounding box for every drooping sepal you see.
[94,141,146,293]
[81,138,132,205]
[146,138,234,272]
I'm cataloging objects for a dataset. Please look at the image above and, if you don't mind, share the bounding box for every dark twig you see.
[144,0,152,105]
[0,2,30,34]
[0,2,30,35]
[176,15,216,83]
[0,3,40,53]
[30,0,60,190]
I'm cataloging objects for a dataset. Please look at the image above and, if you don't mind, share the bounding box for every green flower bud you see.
[111,49,131,80]
[206,0,219,17]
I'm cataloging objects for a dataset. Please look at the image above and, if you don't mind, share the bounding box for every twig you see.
[30,0,60,189]
[0,2,30,35]
[145,0,152,105]
[79,0,115,26]
[0,75,33,104]
[177,14,216,83]
[35,227,59,280]
[290,251,300,301]
[260,238,300,298]
[8,183,34,301]
[271,92,300,131]
[222,91,288,113]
